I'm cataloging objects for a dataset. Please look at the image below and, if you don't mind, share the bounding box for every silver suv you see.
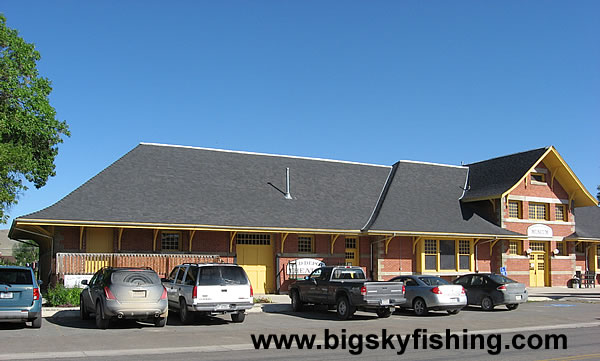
[162,264,253,324]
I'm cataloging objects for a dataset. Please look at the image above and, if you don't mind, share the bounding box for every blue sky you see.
[2,1,599,227]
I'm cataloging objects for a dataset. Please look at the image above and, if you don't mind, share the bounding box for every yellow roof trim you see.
[14,219,360,235]
[501,146,598,207]
[366,230,524,239]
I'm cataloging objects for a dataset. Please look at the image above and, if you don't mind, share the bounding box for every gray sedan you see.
[390,275,467,316]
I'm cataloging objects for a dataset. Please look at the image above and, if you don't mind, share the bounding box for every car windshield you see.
[111,270,160,286]
[489,274,517,284]
[332,269,365,280]
[418,276,450,286]
[0,269,33,285]
[199,266,248,286]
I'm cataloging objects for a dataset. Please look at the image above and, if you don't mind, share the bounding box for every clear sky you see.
[2,1,599,228]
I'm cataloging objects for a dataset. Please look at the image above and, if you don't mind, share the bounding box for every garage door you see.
[236,233,274,294]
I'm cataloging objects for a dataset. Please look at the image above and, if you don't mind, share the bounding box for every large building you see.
[8,143,600,292]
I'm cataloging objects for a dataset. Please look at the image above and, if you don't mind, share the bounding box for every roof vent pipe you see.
[285,168,292,199]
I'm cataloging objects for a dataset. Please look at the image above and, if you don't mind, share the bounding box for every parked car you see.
[162,263,253,324]
[289,266,405,320]
[453,273,528,311]
[80,267,168,329]
[389,275,466,316]
[0,266,42,328]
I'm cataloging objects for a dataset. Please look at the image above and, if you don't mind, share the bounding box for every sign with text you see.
[287,258,325,275]
[527,224,553,239]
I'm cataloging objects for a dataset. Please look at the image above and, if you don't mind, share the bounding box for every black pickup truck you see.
[289,266,405,320]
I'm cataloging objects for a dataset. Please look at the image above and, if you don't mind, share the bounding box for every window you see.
[439,240,456,270]
[508,201,522,219]
[345,237,357,249]
[459,240,470,269]
[175,266,187,284]
[509,241,521,255]
[555,242,565,256]
[555,204,567,222]
[575,242,585,253]
[298,235,313,253]
[424,240,437,270]
[161,232,180,251]
[236,233,271,245]
[530,241,545,252]
[531,173,546,184]
[529,203,548,220]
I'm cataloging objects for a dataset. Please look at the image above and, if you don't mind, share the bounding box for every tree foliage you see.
[0,14,70,223]
[11,241,38,266]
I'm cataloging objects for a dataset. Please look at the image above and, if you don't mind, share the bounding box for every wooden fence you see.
[56,252,223,278]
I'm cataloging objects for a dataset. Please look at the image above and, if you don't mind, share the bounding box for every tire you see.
[506,304,519,311]
[80,297,90,320]
[376,307,392,318]
[290,290,304,312]
[447,309,460,315]
[95,303,109,329]
[336,296,355,320]
[179,298,192,324]
[481,296,494,311]
[413,298,428,316]
[231,311,246,323]
[31,316,42,328]
[154,317,167,327]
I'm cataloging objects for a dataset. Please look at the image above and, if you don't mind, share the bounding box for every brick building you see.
[8,143,599,291]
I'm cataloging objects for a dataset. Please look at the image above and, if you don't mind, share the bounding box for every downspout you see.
[370,237,387,280]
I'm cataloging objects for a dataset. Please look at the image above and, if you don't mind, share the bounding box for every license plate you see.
[516,295,522,300]
[0,292,13,299]
[380,299,390,306]
[216,304,230,310]
[131,291,146,298]
[451,298,459,302]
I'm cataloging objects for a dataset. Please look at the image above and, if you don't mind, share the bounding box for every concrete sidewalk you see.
[527,286,599,302]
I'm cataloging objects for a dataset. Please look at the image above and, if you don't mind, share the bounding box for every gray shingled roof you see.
[463,147,548,201]
[367,161,518,236]
[19,144,391,231]
[567,206,600,240]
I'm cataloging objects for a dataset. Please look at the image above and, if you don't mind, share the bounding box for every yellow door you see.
[529,253,546,287]
[86,228,113,253]
[344,237,359,266]
[237,238,274,294]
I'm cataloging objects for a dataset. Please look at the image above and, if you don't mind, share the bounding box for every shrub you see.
[44,284,81,307]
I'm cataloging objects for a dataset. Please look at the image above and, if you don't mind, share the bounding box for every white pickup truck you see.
[162,263,254,324]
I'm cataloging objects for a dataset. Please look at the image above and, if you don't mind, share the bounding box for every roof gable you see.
[568,206,600,240]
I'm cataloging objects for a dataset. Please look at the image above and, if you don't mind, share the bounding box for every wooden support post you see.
[188,230,196,252]
[490,239,500,256]
[79,227,85,251]
[229,231,237,253]
[384,236,394,254]
[330,234,340,254]
[281,233,289,253]
[412,236,421,254]
[153,229,159,252]
[117,228,124,251]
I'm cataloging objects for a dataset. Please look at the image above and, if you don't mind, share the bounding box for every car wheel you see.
[447,309,460,315]
[179,298,192,324]
[31,316,42,328]
[413,298,428,316]
[290,290,304,312]
[80,297,90,320]
[481,296,494,311]
[95,303,109,329]
[336,296,355,320]
[231,311,246,323]
[376,307,392,318]
[154,317,167,327]
[506,304,519,311]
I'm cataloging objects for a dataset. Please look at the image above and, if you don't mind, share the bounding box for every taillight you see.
[160,286,168,300]
[250,285,253,298]
[461,287,466,294]
[431,287,442,295]
[192,286,197,299]
[33,288,40,301]
[104,286,116,300]
[360,286,367,296]
[402,285,405,294]
[497,285,507,291]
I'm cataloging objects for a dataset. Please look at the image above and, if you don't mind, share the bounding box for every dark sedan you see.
[453,273,527,311]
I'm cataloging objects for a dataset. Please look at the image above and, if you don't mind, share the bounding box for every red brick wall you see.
[476,242,491,272]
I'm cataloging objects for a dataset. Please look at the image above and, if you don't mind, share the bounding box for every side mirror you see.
[37,280,43,286]
[81,280,88,286]
[304,276,309,280]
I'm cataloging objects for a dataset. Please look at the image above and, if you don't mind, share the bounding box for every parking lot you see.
[1,301,599,360]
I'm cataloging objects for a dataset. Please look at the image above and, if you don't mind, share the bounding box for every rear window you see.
[489,274,516,284]
[331,268,365,280]
[0,269,33,285]
[198,266,248,286]
[111,270,161,286]
[418,276,450,286]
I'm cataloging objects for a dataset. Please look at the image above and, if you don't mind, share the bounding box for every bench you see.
[581,271,596,288]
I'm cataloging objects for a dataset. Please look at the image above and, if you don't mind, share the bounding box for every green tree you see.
[0,14,70,223]
[11,241,38,266]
